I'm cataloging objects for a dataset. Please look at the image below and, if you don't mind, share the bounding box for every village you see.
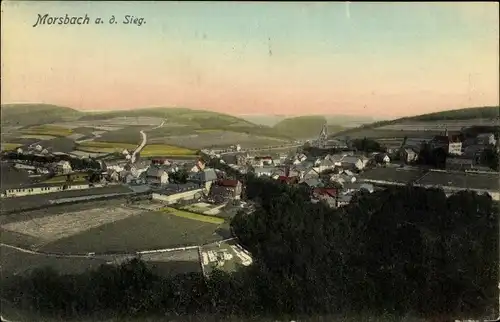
[2,123,499,214]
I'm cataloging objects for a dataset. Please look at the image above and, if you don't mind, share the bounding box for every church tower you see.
[318,123,328,148]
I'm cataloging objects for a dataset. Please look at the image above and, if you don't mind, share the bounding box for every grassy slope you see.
[332,106,500,138]
[0,104,83,126]
[78,107,257,127]
[273,115,344,139]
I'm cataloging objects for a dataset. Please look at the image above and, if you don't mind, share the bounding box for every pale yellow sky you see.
[1,1,498,117]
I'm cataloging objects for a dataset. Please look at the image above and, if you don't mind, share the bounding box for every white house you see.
[16,147,23,154]
[400,148,418,164]
[56,161,72,174]
[145,166,169,184]
[253,167,275,177]
[341,156,366,171]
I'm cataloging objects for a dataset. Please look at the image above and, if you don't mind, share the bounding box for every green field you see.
[75,141,198,156]
[40,210,226,254]
[162,207,225,224]
[20,124,73,137]
[0,142,22,151]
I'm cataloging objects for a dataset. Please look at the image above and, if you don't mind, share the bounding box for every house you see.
[16,148,23,154]
[476,133,496,146]
[463,145,485,158]
[446,157,475,171]
[340,156,367,171]
[253,167,275,177]
[337,194,353,207]
[145,166,169,184]
[208,179,243,203]
[253,156,274,167]
[374,153,390,164]
[221,153,247,166]
[56,160,72,174]
[301,177,322,188]
[303,168,320,180]
[400,148,418,164]
[311,187,338,208]
[109,170,120,182]
[123,164,138,177]
[151,183,204,205]
[1,182,92,198]
[317,159,335,172]
[122,149,130,156]
[189,168,218,190]
[343,182,374,194]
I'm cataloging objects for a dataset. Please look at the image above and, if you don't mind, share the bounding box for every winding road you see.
[130,120,165,164]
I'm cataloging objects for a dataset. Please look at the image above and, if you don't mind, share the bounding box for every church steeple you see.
[318,123,328,148]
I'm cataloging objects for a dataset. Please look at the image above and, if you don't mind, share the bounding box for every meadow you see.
[162,207,225,224]
[40,210,225,254]
[0,142,21,151]
[75,141,197,156]
[19,134,57,140]
[20,124,73,137]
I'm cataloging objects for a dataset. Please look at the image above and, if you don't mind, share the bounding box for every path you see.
[130,120,165,164]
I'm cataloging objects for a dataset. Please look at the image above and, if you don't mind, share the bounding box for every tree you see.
[3,177,498,320]
[169,168,188,184]
[480,147,499,171]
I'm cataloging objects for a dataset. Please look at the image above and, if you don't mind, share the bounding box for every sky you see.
[1,1,499,118]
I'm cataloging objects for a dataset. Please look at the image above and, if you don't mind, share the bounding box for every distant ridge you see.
[332,106,500,137]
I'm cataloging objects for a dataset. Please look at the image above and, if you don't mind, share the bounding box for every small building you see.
[187,159,206,173]
[221,153,247,166]
[340,156,367,171]
[400,148,418,164]
[448,142,463,156]
[208,179,243,203]
[151,183,204,205]
[145,166,169,184]
[317,159,335,173]
[374,153,390,164]
[476,133,496,146]
[311,187,338,208]
[253,156,273,167]
[253,167,275,177]
[56,160,72,174]
[189,168,218,190]
[1,182,91,198]
[16,147,23,154]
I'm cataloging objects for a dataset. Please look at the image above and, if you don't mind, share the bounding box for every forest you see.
[2,174,498,321]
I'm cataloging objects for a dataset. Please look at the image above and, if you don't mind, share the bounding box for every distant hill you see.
[240,114,380,128]
[273,116,344,139]
[237,114,288,127]
[1,104,82,126]
[78,107,257,128]
[333,106,500,138]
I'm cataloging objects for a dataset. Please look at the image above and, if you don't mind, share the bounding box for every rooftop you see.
[153,182,201,195]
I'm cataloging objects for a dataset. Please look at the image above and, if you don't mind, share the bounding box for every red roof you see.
[313,188,337,197]
[217,179,240,187]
